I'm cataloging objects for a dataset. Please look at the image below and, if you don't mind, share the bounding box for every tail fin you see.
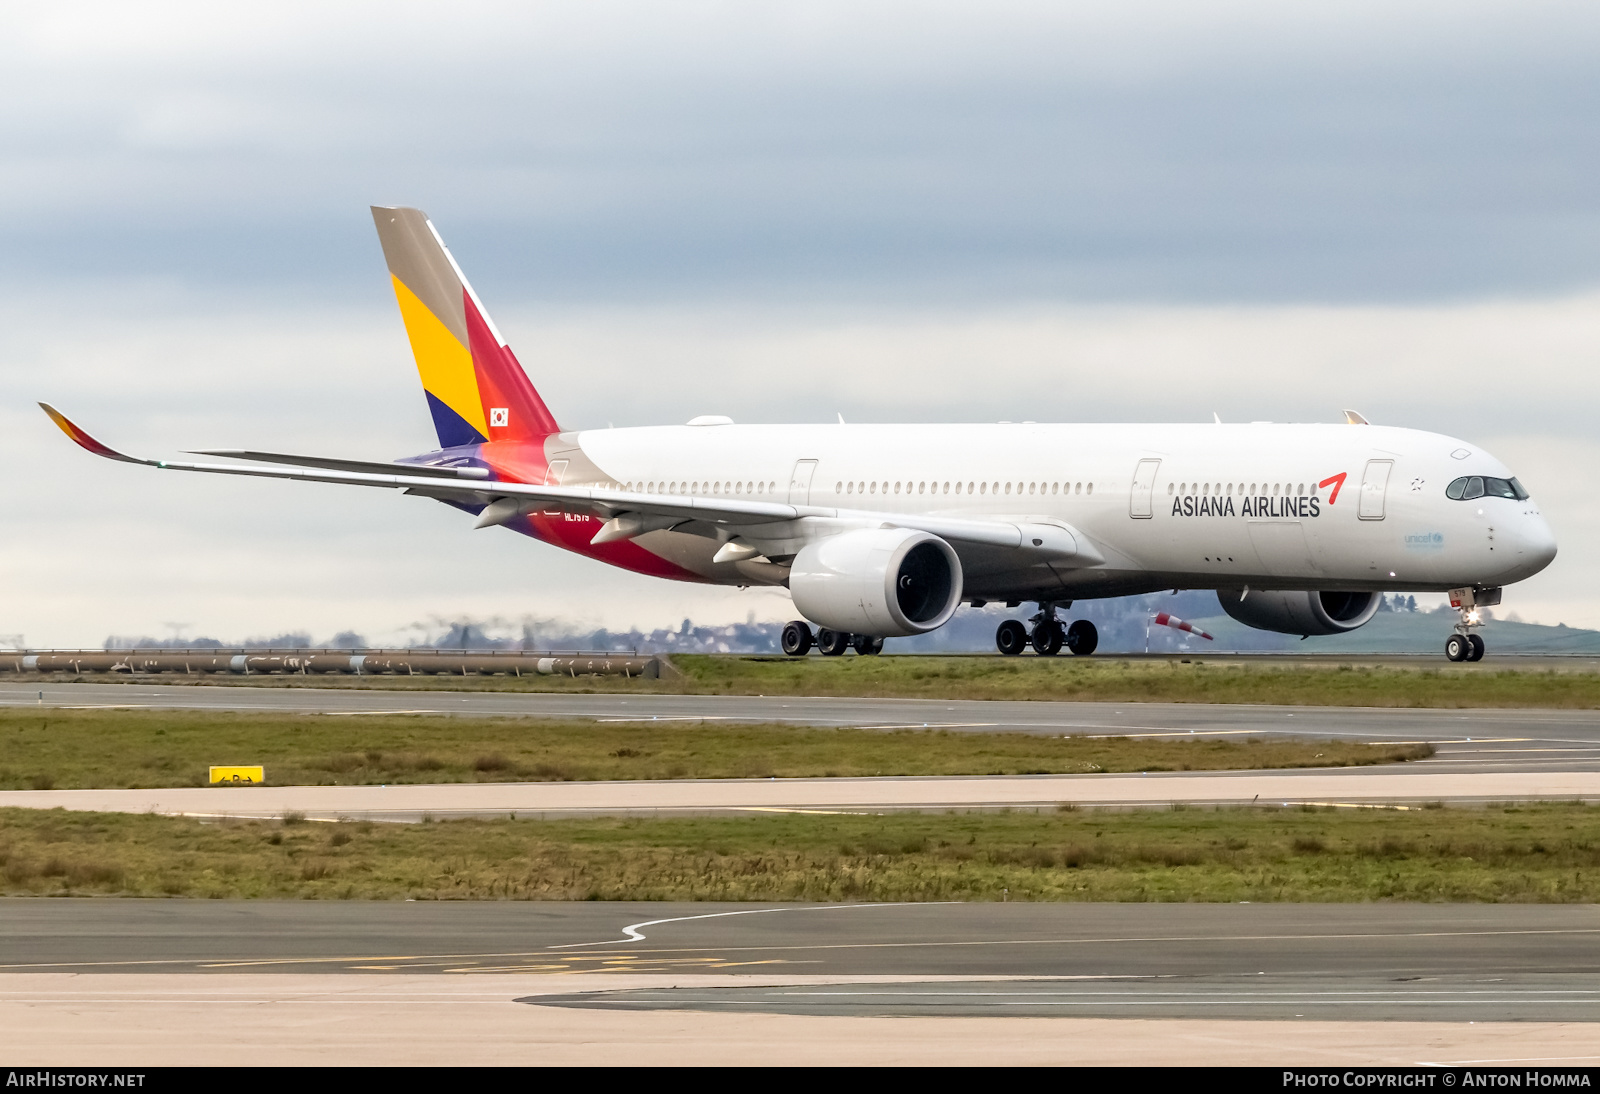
[371,206,560,448]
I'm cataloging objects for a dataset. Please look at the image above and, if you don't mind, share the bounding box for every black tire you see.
[851,635,884,656]
[781,620,814,657]
[1031,620,1063,656]
[996,619,1029,656]
[817,629,851,656]
[1467,634,1485,662]
[1445,634,1469,662]
[1065,619,1099,656]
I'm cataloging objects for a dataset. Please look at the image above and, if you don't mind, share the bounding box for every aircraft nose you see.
[1516,512,1558,576]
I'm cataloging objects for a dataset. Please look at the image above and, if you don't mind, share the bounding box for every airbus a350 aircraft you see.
[42,207,1558,662]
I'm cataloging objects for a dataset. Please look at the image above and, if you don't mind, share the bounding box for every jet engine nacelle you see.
[1217,589,1382,637]
[789,527,963,638]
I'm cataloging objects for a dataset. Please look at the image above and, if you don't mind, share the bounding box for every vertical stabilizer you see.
[371,206,560,447]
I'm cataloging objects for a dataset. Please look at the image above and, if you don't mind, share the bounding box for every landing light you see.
[1466,609,1481,625]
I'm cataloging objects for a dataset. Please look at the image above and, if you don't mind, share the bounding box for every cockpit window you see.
[1446,475,1529,501]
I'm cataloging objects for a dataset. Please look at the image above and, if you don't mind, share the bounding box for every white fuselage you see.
[559,421,1556,601]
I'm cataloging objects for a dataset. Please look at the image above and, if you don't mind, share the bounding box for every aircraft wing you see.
[190,449,492,480]
[40,404,1102,563]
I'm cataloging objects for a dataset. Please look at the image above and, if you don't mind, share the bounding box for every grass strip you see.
[3,803,1599,902]
[668,655,1600,707]
[24,655,1600,707]
[0,709,1427,790]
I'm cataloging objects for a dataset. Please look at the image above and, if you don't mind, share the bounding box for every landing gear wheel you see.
[816,629,851,657]
[996,619,1029,656]
[1031,619,1064,656]
[1467,634,1485,662]
[1444,634,1469,662]
[1065,619,1099,656]
[852,635,885,656]
[781,620,814,657]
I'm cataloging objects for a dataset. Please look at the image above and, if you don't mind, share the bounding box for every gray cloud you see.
[2,1,1599,302]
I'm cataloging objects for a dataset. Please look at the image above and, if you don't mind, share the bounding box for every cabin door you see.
[1130,459,1161,518]
[788,460,818,505]
[1359,460,1393,520]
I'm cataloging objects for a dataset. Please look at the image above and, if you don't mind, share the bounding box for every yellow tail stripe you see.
[390,274,488,439]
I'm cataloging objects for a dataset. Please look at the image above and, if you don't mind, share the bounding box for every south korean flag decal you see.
[489,407,510,428]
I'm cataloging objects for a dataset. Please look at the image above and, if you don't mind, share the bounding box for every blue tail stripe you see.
[425,391,487,448]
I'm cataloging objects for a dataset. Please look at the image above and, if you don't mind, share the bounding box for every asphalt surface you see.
[5,900,1598,1021]
[5,681,1600,773]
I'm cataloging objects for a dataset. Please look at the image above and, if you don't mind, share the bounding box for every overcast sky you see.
[4,1,1599,646]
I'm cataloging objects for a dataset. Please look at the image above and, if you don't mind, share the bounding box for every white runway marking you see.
[551,902,946,949]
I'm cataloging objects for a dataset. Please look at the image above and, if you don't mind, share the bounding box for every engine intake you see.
[1217,589,1381,637]
[789,528,963,637]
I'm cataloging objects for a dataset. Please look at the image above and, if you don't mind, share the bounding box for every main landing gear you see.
[996,604,1098,657]
[1443,586,1498,663]
[781,621,884,657]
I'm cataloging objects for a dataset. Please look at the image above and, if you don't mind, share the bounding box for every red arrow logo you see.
[1319,472,1348,504]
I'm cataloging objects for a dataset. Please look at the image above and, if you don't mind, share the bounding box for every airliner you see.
[41,206,1558,662]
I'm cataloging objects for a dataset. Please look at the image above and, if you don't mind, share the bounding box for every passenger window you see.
[943,482,950,493]
[1463,476,1485,500]
[920,482,926,494]
[1087,483,1093,495]
[980,482,987,495]
[870,482,877,494]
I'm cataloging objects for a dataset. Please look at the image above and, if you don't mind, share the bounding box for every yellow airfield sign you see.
[209,766,265,785]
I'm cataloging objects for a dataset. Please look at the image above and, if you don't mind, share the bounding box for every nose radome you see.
[1518,513,1558,576]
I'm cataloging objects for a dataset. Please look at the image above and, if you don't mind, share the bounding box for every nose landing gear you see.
[1443,587,1497,662]
[995,604,1098,657]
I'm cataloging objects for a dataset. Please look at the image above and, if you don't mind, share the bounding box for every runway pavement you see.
[6,681,1600,774]
[9,973,1596,1066]
[4,900,1599,1023]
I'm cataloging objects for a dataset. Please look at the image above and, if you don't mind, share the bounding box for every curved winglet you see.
[38,403,147,464]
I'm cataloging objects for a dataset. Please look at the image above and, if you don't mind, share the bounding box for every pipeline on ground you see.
[0,649,661,679]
